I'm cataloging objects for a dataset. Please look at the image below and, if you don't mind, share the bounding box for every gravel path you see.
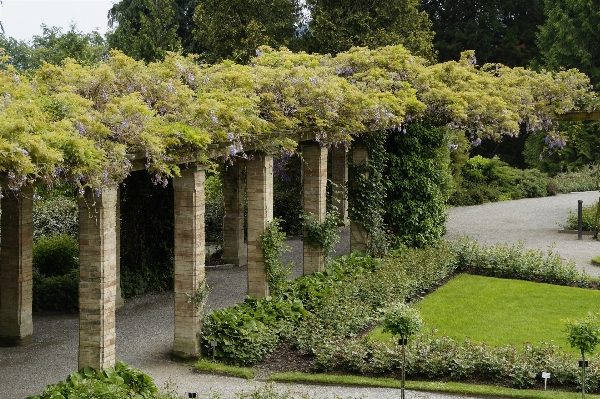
[2,192,598,398]
[446,191,600,277]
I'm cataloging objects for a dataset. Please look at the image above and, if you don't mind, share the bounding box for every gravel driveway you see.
[1,191,597,398]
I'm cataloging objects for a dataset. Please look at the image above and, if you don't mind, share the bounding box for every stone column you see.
[222,161,246,266]
[350,144,369,252]
[78,186,118,370]
[302,143,327,274]
[115,187,124,309]
[246,153,273,298]
[173,165,206,358]
[0,186,34,347]
[330,146,348,224]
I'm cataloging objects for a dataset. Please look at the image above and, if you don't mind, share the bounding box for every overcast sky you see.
[2,0,115,41]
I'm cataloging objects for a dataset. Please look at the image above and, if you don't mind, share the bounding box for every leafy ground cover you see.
[370,274,600,352]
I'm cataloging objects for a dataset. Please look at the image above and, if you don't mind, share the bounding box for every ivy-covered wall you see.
[385,123,452,248]
[349,123,452,252]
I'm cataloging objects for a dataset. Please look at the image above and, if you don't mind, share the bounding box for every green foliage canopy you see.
[565,312,600,357]
[0,45,595,196]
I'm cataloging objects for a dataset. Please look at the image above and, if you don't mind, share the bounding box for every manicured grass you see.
[270,372,600,399]
[193,359,254,379]
[371,274,600,352]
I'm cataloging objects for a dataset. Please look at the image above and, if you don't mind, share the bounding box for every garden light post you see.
[578,200,583,240]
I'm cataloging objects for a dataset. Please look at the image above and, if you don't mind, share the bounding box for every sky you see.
[1,0,115,41]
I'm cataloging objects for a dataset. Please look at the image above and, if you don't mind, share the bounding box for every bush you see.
[200,296,306,366]
[313,333,599,392]
[33,233,79,277]
[565,201,600,231]
[33,196,78,240]
[550,167,598,193]
[449,156,549,206]
[33,269,78,312]
[450,237,583,286]
[26,361,177,399]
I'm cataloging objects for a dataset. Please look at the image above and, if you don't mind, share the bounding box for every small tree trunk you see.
[401,339,406,399]
[582,351,586,399]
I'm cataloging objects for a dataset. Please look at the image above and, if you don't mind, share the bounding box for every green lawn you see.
[373,274,600,351]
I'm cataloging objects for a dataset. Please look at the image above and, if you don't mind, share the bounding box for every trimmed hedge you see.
[33,233,79,277]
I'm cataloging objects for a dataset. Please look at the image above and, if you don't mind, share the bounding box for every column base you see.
[172,350,201,361]
[0,334,33,347]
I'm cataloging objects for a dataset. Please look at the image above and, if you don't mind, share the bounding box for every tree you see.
[536,0,600,87]
[107,0,189,63]
[0,25,107,71]
[193,0,302,64]
[421,0,544,66]
[305,0,437,61]
[565,312,600,399]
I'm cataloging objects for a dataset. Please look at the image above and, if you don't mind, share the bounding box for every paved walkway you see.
[2,192,598,398]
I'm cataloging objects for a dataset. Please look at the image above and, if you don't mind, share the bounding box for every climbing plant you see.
[384,122,452,248]
[302,208,341,263]
[0,45,595,199]
[347,131,390,257]
[261,218,292,295]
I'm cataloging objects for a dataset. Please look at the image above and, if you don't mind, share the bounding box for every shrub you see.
[33,233,79,277]
[384,123,452,248]
[565,201,600,231]
[449,156,549,206]
[450,237,582,285]
[26,361,176,399]
[313,333,600,392]
[33,269,78,312]
[262,219,292,295]
[200,296,306,366]
[550,166,598,193]
[33,196,78,240]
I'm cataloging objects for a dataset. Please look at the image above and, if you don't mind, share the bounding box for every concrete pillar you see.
[173,165,206,358]
[302,143,327,274]
[0,186,34,347]
[222,161,246,266]
[350,144,369,252]
[330,146,348,224]
[115,187,124,309]
[78,186,118,370]
[246,153,273,298]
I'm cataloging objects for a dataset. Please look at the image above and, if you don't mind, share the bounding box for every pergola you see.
[0,45,595,370]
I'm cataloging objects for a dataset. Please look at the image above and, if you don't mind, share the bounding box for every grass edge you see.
[269,372,600,399]
[193,359,254,380]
